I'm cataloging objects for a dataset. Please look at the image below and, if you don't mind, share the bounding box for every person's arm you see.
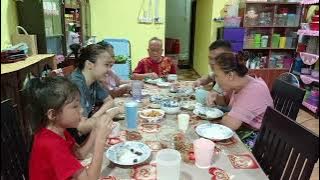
[74,114,113,180]
[207,91,228,107]
[132,72,158,80]
[109,85,131,98]
[218,114,243,131]
[77,98,114,134]
[193,74,214,88]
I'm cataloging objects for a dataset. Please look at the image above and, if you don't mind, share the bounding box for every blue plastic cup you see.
[195,88,209,105]
[125,101,138,129]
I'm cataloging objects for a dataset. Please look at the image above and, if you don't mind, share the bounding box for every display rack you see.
[294,0,319,116]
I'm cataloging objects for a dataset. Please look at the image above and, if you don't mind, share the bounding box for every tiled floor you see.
[177,68,319,179]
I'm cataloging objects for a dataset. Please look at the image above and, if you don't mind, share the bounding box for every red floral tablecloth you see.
[83,81,269,180]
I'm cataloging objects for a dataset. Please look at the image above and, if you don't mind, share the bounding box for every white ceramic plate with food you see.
[193,106,224,120]
[180,101,196,111]
[106,141,151,165]
[139,109,165,123]
[195,123,234,141]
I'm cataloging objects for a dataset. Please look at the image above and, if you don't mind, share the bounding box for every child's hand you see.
[95,114,113,140]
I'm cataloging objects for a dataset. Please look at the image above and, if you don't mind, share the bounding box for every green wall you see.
[193,0,228,76]
[90,0,166,69]
[1,0,18,50]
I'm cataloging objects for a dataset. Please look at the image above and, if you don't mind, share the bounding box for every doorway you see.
[165,0,197,69]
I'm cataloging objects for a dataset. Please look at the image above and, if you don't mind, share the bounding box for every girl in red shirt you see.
[24,77,119,180]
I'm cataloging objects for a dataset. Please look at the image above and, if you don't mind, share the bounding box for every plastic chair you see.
[277,72,300,87]
[252,106,319,180]
[271,79,305,120]
[102,38,132,80]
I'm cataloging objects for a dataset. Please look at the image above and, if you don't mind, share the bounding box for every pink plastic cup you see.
[193,138,215,168]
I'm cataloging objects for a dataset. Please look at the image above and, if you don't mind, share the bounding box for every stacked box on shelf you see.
[223,28,245,53]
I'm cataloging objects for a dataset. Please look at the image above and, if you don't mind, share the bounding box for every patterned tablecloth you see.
[82,81,269,180]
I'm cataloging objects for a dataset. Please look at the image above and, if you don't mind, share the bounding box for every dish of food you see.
[193,103,224,120]
[139,109,165,123]
[106,141,151,165]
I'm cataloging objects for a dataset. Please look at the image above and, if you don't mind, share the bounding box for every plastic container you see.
[279,37,286,48]
[132,80,143,102]
[285,37,293,48]
[224,17,242,28]
[261,35,269,48]
[287,14,296,26]
[271,34,280,48]
[125,101,138,129]
[309,22,319,31]
[156,149,181,180]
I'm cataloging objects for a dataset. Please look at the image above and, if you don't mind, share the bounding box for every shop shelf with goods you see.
[63,0,91,67]
[15,0,91,68]
[291,0,319,116]
[239,1,302,90]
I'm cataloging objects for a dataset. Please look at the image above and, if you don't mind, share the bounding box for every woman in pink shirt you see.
[207,52,273,149]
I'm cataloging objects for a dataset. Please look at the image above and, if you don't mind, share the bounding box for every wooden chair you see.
[271,79,305,120]
[1,99,31,180]
[252,107,319,180]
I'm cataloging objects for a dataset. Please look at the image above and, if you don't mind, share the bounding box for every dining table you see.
[81,81,269,180]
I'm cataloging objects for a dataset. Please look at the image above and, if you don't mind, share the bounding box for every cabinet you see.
[16,0,65,55]
[1,55,57,133]
[240,1,303,91]
[249,68,288,90]
[16,0,91,59]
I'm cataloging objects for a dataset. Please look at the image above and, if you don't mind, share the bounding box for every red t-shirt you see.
[133,56,176,77]
[29,128,83,180]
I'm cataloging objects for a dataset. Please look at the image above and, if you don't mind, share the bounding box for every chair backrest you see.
[252,107,319,180]
[277,72,300,87]
[1,99,30,180]
[271,79,305,120]
[103,38,132,80]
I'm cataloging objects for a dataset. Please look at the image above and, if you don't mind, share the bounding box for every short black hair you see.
[209,40,232,51]
[97,41,114,49]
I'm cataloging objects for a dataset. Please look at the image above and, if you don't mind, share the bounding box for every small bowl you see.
[161,106,181,114]
[139,109,165,123]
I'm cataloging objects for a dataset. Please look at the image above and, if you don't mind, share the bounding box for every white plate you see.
[156,82,171,87]
[106,141,151,165]
[195,123,234,141]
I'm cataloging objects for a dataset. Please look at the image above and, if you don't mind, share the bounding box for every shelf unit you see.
[293,0,319,116]
[240,1,302,90]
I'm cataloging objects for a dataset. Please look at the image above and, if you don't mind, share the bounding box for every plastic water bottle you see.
[131,80,143,102]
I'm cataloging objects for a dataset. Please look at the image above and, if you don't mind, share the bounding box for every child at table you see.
[24,77,119,180]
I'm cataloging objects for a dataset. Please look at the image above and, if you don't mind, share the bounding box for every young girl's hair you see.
[22,77,80,132]
[77,44,108,70]
[214,52,249,77]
